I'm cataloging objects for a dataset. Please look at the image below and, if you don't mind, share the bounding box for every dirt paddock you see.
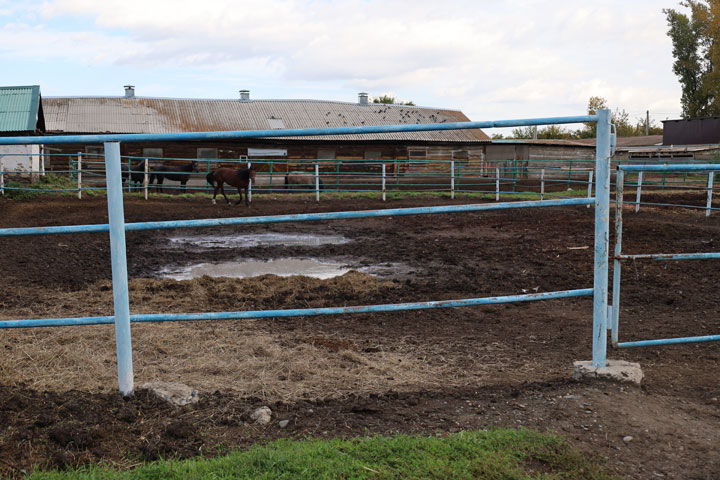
[1,194,719,479]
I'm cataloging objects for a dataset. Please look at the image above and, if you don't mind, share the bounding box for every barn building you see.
[41,87,490,178]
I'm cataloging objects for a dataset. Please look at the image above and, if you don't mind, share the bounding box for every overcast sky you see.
[1,0,685,135]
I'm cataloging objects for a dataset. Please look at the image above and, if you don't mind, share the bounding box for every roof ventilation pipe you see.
[239,90,250,102]
[124,85,135,98]
[358,92,369,105]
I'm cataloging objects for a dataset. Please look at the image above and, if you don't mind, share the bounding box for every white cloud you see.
[1,0,683,121]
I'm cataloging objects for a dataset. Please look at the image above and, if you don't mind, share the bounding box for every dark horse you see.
[149,160,198,193]
[207,167,256,206]
[121,159,148,189]
[284,172,324,190]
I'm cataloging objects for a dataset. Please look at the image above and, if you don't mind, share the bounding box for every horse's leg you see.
[212,184,219,204]
[234,187,244,206]
[219,182,231,205]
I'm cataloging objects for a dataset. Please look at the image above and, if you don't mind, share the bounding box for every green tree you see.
[576,96,664,137]
[664,1,720,117]
[372,94,415,106]
[578,96,608,138]
[634,116,664,135]
[508,125,573,139]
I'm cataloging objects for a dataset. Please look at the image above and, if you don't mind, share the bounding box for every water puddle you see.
[167,233,350,250]
[160,258,352,280]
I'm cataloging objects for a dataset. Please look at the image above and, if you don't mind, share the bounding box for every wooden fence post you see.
[706,171,714,217]
[382,164,386,201]
[77,153,83,200]
[144,158,149,201]
[450,161,455,199]
[635,171,643,213]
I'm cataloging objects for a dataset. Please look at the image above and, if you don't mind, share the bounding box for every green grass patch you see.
[28,429,616,479]
[3,174,79,200]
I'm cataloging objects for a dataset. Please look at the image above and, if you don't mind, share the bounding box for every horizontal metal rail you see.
[617,334,720,348]
[616,252,720,261]
[0,197,595,237]
[0,115,598,146]
[0,288,593,328]
[619,164,720,172]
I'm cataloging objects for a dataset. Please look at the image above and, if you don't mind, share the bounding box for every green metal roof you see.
[0,85,43,133]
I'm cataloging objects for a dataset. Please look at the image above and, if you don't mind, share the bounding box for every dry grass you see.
[0,272,470,401]
[0,320,456,401]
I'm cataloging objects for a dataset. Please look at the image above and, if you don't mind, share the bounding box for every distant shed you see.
[487,139,596,179]
[0,85,46,178]
[663,117,720,146]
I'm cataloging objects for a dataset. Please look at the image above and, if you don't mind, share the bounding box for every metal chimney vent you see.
[239,90,250,102]
[124,85,135,98]
[358,92,369,105]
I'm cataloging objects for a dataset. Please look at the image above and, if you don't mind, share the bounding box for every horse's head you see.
[190,161,199,172]
[249,169,257,182]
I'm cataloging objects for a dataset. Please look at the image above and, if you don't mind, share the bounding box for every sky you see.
[0,0,686,136]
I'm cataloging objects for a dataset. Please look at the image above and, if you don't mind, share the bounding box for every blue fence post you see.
[593,109,611,367]
[611,168,624,347]
[104,141,134,396]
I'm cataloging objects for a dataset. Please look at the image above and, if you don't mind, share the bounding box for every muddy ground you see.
[0,193,719,479]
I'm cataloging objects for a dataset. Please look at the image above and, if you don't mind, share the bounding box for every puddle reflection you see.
[161,258,352,280]
[167,233,349,249]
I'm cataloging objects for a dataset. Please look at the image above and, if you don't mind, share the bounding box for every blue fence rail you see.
[4,152,718,210]
[0,112,611,396]
[611,163,720,349]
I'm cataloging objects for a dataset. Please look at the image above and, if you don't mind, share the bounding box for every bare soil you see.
[1,193,719,479]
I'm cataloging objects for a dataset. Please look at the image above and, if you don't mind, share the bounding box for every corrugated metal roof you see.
[574,135,664,148]
[493,139,595,147]
[624,144,719,154]
[0,85,42,133]
[42,97,490,143]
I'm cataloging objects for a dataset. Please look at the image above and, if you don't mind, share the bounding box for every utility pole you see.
[646,110,650,136]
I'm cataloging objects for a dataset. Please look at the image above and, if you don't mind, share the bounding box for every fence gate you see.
[611,163,720,348]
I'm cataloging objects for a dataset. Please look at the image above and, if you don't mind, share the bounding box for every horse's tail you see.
[206,170,216,187]
[284,175,289,188]
[318,178,324,191]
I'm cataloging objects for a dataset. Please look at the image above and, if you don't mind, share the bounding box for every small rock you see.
[250,406,272,425]
[623,436,633,443]
[141,381,199,407]
[279,420,289,428]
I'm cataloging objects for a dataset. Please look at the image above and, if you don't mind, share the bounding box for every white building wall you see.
[0,145,41,179]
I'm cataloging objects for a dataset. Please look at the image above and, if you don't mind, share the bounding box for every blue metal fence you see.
[611,163,720,349]
[0,112,611,396]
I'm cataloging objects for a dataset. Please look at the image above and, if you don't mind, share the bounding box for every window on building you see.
[364,150,382,160]
[85,146,104,159]
[197,148,218,159]
[142,148,163,159]
[248,148,287,157]
[408,149,427,165]
[452,150,469,161]
[318,149,336,160]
